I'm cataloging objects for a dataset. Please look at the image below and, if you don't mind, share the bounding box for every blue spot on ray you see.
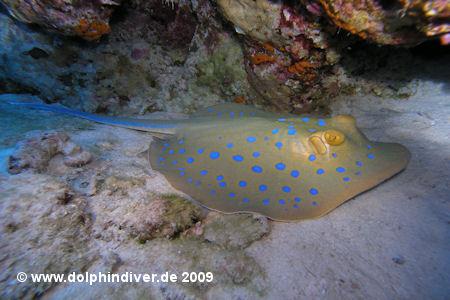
[179,148,186,154]
[259,184,267,192]
[294,197,301,203]
[219,182,227,188]
[247,136,257,143]
[291,170,300,178]
[343,177,351,182]
[229,192,236,198]
[278,118,286,122]
[275,142,283,150]
[367,153,375,159]
[282,186,291,193]
[226,143,234,148]
[278,199,286,205]
[288,129,296,135]
[200,170,208,176]
[252,165,263,173]
[216,175,224,181]
[302,117,310,122]
[336,167,346,173]
[272,128,279,134]
[356,161,363,167]
[233,155,244,162]
[309,154,316,161]
[168,149,175,154]
[308,128,317,133]
[178,139,184,144]
[309,188,319,195]
[317,119,326,126]
[243,198,249,203]
[186,157,195,164]
[253,151,260,158]
[197,148,204,154]
[275,163,286,170]
[316,168,325,175]
[262,199,270,206]
[239,181,247,187]
[210,151,220,160]
[332,153,337,158]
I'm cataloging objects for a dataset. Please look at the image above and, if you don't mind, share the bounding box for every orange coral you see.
[234,96,246,104]
[262,42,275,53]
[287,60,317,74]
[250,53,276,65]
[75,18,111,41]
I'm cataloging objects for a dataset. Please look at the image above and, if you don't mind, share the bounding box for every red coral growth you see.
[234,96,246,103]
[75,18,111,41]
[317,0,450,45]
[1,0,119,40]
[250,53,277,65]
[262,42,276,53]
[287,60,318,74]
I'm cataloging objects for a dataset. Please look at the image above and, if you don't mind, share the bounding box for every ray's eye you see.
[324,130,345,146]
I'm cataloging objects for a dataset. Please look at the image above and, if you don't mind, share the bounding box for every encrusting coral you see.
[0,0,120,40]
[318,0,450,45]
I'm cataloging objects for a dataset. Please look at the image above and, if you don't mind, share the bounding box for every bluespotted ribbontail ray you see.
[1,94,410,221]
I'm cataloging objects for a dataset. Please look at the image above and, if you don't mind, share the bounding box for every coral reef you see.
[217,0,340,111]
[0,0,119,40]
[318,0,450,45]
[202,213,270,249]
[8,131,91,174]
[111,194,203,242]
[0,1,258,114]
[0,0,448,114]
[401,0,450,44]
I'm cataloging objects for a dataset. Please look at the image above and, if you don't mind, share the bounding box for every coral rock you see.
[120,194,203,242]
[8,131,91,174]
[0,0,120,40]
[318,0,450,45]
[202,213,270,249]
[217,0,338,111]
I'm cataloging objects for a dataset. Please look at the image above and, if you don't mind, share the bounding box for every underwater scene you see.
[0,0,449,299]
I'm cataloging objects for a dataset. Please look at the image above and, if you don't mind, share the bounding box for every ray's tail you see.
[0,94,179,135]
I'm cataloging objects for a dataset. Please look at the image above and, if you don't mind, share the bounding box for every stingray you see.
[1,94,410,221]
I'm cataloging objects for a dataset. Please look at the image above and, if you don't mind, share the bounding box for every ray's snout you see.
[383,142,411,170]
[371,142,411,182]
